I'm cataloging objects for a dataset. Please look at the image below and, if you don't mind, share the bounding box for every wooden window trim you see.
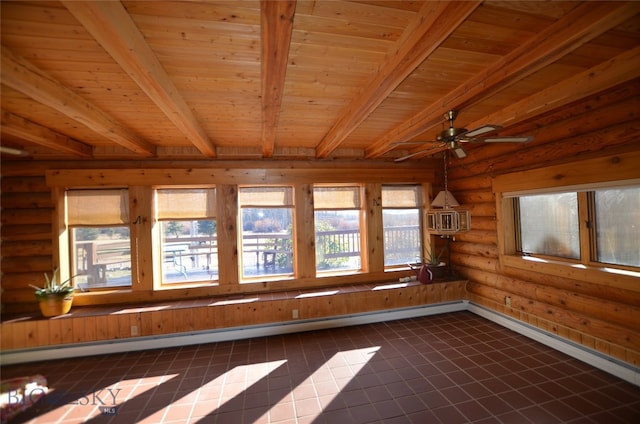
[493,151,640,292]
[46,167,436,306]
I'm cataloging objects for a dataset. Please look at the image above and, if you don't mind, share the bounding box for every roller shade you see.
[314,186,360,209]
[67,189,129,225]
[239,187,293,207]
[382,185,421,207]
[157,189,216,219]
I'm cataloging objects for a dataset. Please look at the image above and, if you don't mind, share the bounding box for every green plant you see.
[30,268,75,299]
[422,248,445,266]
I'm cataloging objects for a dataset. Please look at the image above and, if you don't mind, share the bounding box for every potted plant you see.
[30,268,75,317]
[411,248,447,284]
[423,248,448,281]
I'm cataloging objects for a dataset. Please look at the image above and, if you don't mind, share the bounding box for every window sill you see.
[2,279,467,324]
[501,254,640,291]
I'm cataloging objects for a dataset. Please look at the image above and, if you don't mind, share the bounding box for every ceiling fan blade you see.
[452,146,467,159]
[390,141,432,147]
[482,136,534,143]
[0,146,29,156]
[458,125,502,140]
[394,149,430,162]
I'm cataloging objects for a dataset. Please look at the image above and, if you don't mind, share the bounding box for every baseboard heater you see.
[1,300,638,387]
[467,303,639,387]
[0,301,467,366]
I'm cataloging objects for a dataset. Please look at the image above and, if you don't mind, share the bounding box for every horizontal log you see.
[449,241,498,259]
[464,202,495,218]
[462,267,640,329]
[0,272,48,290]
[500,262,640,307]
[466,293,636,365]
[0,256,52,273]
[447,174,492,191]
[461,122,638,180]
[1,240,52,257]
[449,91,640,177]
[1,176,48,193]
[448,230,497,246]
[1,192,52,209]
[450,252,499,273]
[0,209,52,225]
[467,216,496,232]
[0,224,52,241]
[467,280,639,351]
[455,190,494,204]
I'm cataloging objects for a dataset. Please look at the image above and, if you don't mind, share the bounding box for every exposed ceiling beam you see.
[62,0,217,158]
[1,111,93,157]
[261,0,296,158]
[0,46,156,156]
[314,0,481,158]
[399,45,640,161]
[466,46,640,131]
[365,1,639,159]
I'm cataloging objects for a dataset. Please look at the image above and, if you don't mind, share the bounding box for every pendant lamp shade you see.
[430,190,460,208]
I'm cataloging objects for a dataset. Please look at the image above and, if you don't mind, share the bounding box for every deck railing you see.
[74,226,420,286]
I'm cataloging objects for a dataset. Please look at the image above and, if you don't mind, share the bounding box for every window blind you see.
[156,189,217,219]
[67,189,129,225]
[382,185,420,207]
[314,186,360,209]
[239,187,293,207]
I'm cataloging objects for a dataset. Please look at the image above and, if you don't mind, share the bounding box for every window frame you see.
[45,166,436,305]
[493,153,640,291]
[154,186,219,288]
[238,185,295,282]
[65,187,134,292]
[381,184,425,268]
[313,183,366,275]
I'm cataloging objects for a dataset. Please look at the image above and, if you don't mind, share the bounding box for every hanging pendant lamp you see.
[427,152,471,235]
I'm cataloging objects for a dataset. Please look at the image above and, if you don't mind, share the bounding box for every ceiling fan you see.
[394,110,533,161]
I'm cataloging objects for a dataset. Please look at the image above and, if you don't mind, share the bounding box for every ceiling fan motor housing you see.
[437,126,467,142]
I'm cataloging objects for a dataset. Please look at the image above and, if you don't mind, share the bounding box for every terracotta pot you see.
[38,294,73,317]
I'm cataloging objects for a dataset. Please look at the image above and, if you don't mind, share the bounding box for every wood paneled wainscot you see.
[1,280,466,350]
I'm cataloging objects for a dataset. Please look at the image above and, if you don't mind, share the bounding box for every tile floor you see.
[2,311,639,423]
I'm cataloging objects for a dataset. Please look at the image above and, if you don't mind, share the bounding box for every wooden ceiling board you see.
[1,0,638,162]
[1,95,117,149]
[0,1,74,25]
[483,0,580,19]
[295,0,415,28]
[123,0,261,24]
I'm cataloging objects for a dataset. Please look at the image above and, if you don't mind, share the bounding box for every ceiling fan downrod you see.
[436,110,467,142]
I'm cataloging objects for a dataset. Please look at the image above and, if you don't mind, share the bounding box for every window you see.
[517,193,580,260]
[313,185,363,273]
[492,153,640,287]
[67,189,131,290]
[156,189,218,284]
[593,186,640,267]
[239,186,294,279]
[382,185,423,266]
[511,186,639,268]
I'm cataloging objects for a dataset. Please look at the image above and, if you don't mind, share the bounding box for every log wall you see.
[447,85,640,367]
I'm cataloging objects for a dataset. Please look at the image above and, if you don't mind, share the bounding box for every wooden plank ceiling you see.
[1,1,639,162]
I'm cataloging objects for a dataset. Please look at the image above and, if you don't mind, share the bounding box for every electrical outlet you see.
[505,296,512,307]
[131,325,139,336]
[292,309,299,319]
